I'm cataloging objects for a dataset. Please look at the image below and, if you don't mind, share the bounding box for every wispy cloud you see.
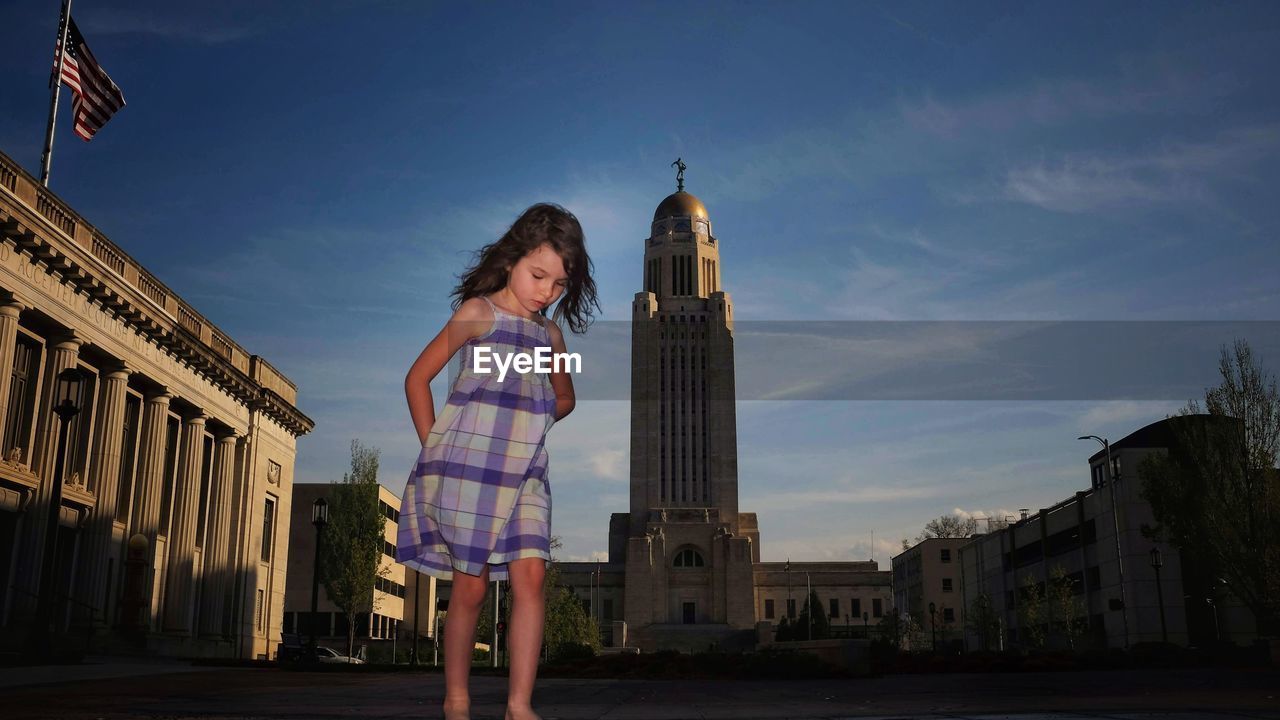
[79,10,258,44]
[996,123,1280,213]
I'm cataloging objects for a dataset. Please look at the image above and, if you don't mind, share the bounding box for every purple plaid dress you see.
[395,295,556,581]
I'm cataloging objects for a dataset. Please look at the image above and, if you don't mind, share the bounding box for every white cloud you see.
[1076,401,1184,432]
[998,123,1280,214]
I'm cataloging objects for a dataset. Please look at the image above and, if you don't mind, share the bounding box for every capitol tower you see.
[611,162,761,647]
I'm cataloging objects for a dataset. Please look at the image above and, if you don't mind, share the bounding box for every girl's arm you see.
[405,297,491,445]
[546,320,576,422]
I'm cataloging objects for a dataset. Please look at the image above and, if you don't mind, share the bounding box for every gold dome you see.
[653,191,708,221]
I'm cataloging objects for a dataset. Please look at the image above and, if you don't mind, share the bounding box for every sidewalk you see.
[4,663,1278,719]
[0,654,229,690]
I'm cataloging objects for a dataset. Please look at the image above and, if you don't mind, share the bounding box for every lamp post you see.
[928,601,937,653]
[863,611,869,640]
[309,497,329,657]
[1150,547,1167,643]
[806,571,812,641]
[411,571,420,665]
[785,559,792,620]
[31,368,83,658]
[1079,435,1130,648]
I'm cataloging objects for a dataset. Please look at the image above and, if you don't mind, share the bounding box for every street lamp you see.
[1079,435,1130,648]
[928,601,937,653]
[31,367,83,657]
[806,571,813,641]
[411,571,420,665]
[1150,547,1168,643]
[785,559,792,620]
[309,497,329,656]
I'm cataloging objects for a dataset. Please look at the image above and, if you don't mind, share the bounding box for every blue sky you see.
[2,1,1278,565]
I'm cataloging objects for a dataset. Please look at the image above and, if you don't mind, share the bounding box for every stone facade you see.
[0,149,312,659]
[557,180,892,652]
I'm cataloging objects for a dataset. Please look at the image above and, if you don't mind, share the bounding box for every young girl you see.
[396,203,597,720]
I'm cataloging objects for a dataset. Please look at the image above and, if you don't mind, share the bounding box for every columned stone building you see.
[0,149,312,659]
[558,169,891,651]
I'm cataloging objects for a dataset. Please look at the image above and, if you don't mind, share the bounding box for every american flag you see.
[53,16,126,141]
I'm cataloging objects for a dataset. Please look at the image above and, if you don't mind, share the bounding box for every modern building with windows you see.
[0,149,312,659]
[284,482,438,657]
[891,537,972,651]
[958,416,1258,651]
[555,174,891,651]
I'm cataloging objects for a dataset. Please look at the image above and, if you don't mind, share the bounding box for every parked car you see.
[315,646,365,664]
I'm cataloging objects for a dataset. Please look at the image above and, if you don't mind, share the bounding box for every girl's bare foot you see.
[505,704,542,720]
[443,700,471,720]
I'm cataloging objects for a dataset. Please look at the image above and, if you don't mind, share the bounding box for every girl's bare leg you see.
[444,565,490,720]
[504,557,546,720]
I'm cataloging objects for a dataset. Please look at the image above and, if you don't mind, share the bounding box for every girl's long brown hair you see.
[450,203,599,334]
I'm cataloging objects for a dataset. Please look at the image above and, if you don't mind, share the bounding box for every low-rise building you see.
[892,537,972,651]
[959,417,1257,651]
[284,482,438,660]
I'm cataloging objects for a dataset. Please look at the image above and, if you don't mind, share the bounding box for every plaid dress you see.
[396,295,556,581]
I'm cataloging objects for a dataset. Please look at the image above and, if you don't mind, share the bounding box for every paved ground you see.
[3,660,1277,719]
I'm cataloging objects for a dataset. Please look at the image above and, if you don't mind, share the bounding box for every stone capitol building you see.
[558,164,891,652]
[0,149,312,660]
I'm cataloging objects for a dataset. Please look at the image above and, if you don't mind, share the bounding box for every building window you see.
[852,598,862,617]
[829,598,839,619]
[2,336,40,464]
[158,417,180,536]
[942,578,953,593]
[787,598,796,619]
[384,540,396,558]
[261,496,276,563]
[114,394,142,523]
[764,599,775,619]
[940,548,951,563]
[195,434,214,548]
[872,598,883,618]
[602,598,613,621]
[255,589,265,632]
[943,607,955,623]
[673,548,704,567]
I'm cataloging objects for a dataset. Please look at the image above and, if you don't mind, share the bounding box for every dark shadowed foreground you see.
[3,662,1278,719]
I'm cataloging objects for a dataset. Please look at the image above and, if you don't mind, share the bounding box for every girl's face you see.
[507,243,568,315]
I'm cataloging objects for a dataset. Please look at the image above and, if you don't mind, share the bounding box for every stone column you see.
[163,413,206,634]
[199,432,239,637]
[0,295,27,439]
[74,363,132,628]
[11,333,81,621]
[128,389,171,630]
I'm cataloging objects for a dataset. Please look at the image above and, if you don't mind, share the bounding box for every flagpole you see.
[40,0,73,187]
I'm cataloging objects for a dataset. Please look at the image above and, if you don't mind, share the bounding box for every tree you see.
[321,440,390,661]
[916,514,979,543]
[1016,574,1046,650]
[540,536,600,660]
[1047,565,1084,650]
[1138,340,1280,636]
[793,588,831,640]
[774,615,793,642]
[966,592,1000,651]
